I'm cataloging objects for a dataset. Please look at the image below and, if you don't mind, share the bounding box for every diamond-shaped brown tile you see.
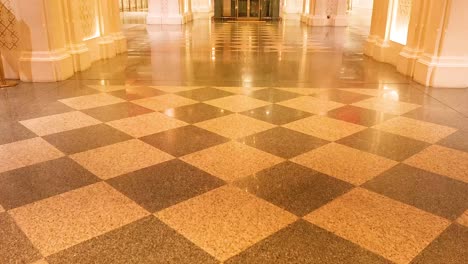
[0,121,36,145]
[247,88,300,103]
[176,87,234,101]
[43,124,132,154]
[0,213,42,264]
[46,216,218,264]
[81,102,154,122]
[239,127,329,158]
[161,103,232,123]
[326,105,396,127]
[311,89,372,104]
[411,224,468,264]
[140,126,229,157]
[363,164,468,220]
[240,104,311,125]
[337,128,430,161]
[437,130,468,152]
[234,161,352,216]
[0,157,99,210]
[108,160,225,212]
[109,86,166,100]
[225,220,391,264]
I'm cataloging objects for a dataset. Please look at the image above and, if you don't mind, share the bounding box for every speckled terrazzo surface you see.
[1,18,468,264]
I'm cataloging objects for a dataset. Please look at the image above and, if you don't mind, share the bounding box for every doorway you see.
[215,0,279,20]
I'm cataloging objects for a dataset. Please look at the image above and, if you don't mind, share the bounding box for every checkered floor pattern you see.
[1,84,467,263]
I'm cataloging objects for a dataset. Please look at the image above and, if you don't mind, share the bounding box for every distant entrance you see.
[214,0,280,20]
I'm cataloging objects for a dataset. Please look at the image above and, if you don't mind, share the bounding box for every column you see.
[147,0,193,24]
[109,0,128,54]
[364,0,393,63]
[192,0,213,19]
[306,0,328,26]
[282,0,303,20]
[396,0,428,76]
[97,0,117,59]
[17,0,74,82]
[62,0,91,72]
[333,0,348,26]
[413,0,468,87]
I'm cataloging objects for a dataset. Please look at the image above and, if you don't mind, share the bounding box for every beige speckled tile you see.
[20,111,101,136]
[283,115,366,141]
[181,142,283,182]
[195,114,275,139]
[132,94,198,111]
[214,86,266,94]
[149,86,202,93]
[291,143,397,185]
[70,139,173,179]
[107,112,187,138]
[373,117,457,143]
[156,185,297,261]
[275,88,330,95]
[404,145,468,184]
[352,97,420,115]
[277,96,344,114]
[9,182,149,256]
[59,93,125,110]
[0,138,64,174]
[88,85,129,92]
[205,95,270,112]
[32,259,49,264]
[304,188,450,264]
[0,204,4,213]
[339,88,391,97]
[457,210,468,227]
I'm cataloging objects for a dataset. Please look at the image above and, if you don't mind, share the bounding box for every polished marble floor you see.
[1,17,468,264]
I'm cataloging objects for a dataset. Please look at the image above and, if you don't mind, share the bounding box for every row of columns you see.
[366,0,468,88]
[0,0,126,82]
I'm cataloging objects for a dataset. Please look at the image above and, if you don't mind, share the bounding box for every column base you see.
[193,11,214,19]
[413,54,468,88]
[397,47,421,76]
[332,15,348,26]
[68,43,91,72]
[147,13,193,24]
[303,15,331,26]
[364,35,377,56]
[282,12,301,20]
[98,36,117,59]
[111,32,128,54]
[18,49,74,82]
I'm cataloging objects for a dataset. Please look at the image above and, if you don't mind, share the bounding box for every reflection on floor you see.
[0,19,467,264]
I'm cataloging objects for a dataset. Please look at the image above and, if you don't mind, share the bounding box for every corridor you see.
[1,19,467,264]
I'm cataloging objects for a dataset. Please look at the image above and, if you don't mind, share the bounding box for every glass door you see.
[236,0,260,20]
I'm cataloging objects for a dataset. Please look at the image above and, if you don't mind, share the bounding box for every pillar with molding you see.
[192,0,213,19]
[147,0,193,25]
[301,0,349,26]
[0,0,127,82]
[412,0,468,87]
[17,0,74,82]
[365,0,468,88]
[283,0,303,20]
